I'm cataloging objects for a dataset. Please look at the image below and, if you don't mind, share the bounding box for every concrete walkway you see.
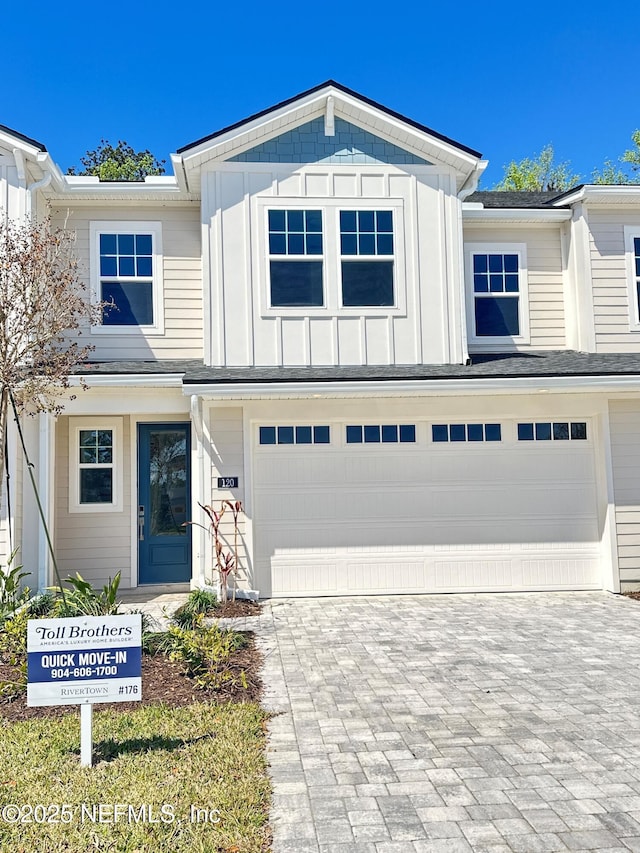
[258,592,640,853]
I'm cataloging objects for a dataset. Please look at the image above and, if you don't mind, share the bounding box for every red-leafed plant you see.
[191,500,244,603]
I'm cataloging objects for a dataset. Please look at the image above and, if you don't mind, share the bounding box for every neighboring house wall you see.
[51,205,203,361]
[54,415,133,588]
[202,163,463,367]
[464,224,566,351]
[609,399,640,589]
[588,209,640,353]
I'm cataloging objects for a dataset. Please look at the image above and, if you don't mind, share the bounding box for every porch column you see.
[190,395,207,589]
[37,413,55,591]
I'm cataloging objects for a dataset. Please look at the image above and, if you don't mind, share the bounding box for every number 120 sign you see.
[27,614,142,707]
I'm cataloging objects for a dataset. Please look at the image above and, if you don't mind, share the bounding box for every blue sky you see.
[2,1,636,187]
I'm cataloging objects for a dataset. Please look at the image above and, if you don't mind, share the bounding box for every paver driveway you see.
[259,592,640,853]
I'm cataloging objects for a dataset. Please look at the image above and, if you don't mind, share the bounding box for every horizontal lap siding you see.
[589,211,640,352]
[205,408,248,588]
[54,417,133,588]
[52,207,203,360]
[464,225,566,349]
[609,401,640,587]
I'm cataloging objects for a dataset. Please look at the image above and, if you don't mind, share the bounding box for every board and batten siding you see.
[609,400,640,589]
[51,206,203,361]
[0,149,27,218]
[463,225,566,350]
[206,407,249,588]
[203,163,464,367]
[588,210,640,353]
[54,416,133,588]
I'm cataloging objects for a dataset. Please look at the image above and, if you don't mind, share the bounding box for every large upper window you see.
[340,211,394,306]
[465,243,529,347]
[263,204,401,313]
[268,210,323,307]
[90,222,163,334]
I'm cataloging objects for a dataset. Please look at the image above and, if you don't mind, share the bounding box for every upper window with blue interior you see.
[100,233,154,326]
[268,210,324,307]
[340,211,394,307]
[634,237,640,319]
[472,252,520,337]
[92,222,162,331]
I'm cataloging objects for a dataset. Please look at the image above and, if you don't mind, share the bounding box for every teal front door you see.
[138,423,191,584]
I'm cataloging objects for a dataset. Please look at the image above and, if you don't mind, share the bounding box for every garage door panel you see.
[255,430,602,596]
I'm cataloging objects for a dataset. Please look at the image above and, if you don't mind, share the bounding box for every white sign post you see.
[27,614,142,767]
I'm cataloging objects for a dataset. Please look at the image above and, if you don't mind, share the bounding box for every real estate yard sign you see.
[27,614,142,766]
[27,614,142,706]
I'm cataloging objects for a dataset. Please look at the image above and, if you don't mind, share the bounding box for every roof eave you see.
[174,82,482,183]
[183,373,640,400]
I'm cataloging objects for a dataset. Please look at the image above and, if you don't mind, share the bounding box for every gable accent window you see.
[340,210,394,306]
[346,424,415,444]
[69,417,123,513]
[465,243,529,348]
[90,222,164,334]
[268,210,324,307]
[259,425,330,445]
[517,422,587,441]
[432,423,502,443]
[624,227,640,330]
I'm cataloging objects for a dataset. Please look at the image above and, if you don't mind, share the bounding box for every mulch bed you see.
[624,592,640,602]
[0,632,261,723]
[210,600,262,618]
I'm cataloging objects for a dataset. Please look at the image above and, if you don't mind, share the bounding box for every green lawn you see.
[0,702,271,852]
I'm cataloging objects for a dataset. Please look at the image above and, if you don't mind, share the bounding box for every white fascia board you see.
[170,153,190,193]
[0,130,44,159]
[553,185,640,206]
[181,84,480,178]
[462,208,572,223]
[69,374,185,388]
[184,374,640,400]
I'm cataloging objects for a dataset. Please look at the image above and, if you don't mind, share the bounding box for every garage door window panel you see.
[259,425,331,445]
[346,424,415,444]
[431,424,502,443]
[518,421,588,442]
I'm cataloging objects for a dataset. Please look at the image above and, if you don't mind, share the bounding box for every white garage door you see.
[252,420,602,597]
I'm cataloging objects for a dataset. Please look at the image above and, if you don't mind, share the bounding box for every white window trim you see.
[624,227,640,331]
[69,417,123,513]
[465,242,530,350]
[255,197,407,318]
[90,221,164,335]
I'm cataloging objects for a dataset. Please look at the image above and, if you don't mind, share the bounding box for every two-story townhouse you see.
[2,81,640,599]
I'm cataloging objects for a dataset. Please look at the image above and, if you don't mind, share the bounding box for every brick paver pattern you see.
[259,592,640,853]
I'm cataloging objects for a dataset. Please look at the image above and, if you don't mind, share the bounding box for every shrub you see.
[0,608,29,698]
[0,556,29,619]
[166,622,248,691]
[171,588,218,629]
[53,571,122,617]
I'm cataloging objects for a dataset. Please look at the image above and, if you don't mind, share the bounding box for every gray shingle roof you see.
[466,191,569,209]
[74,352,640,384]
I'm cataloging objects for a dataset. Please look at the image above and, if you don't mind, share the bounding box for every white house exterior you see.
[2,81,640,598]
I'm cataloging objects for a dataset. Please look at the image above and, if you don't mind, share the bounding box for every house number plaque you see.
[217,477,239,489]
